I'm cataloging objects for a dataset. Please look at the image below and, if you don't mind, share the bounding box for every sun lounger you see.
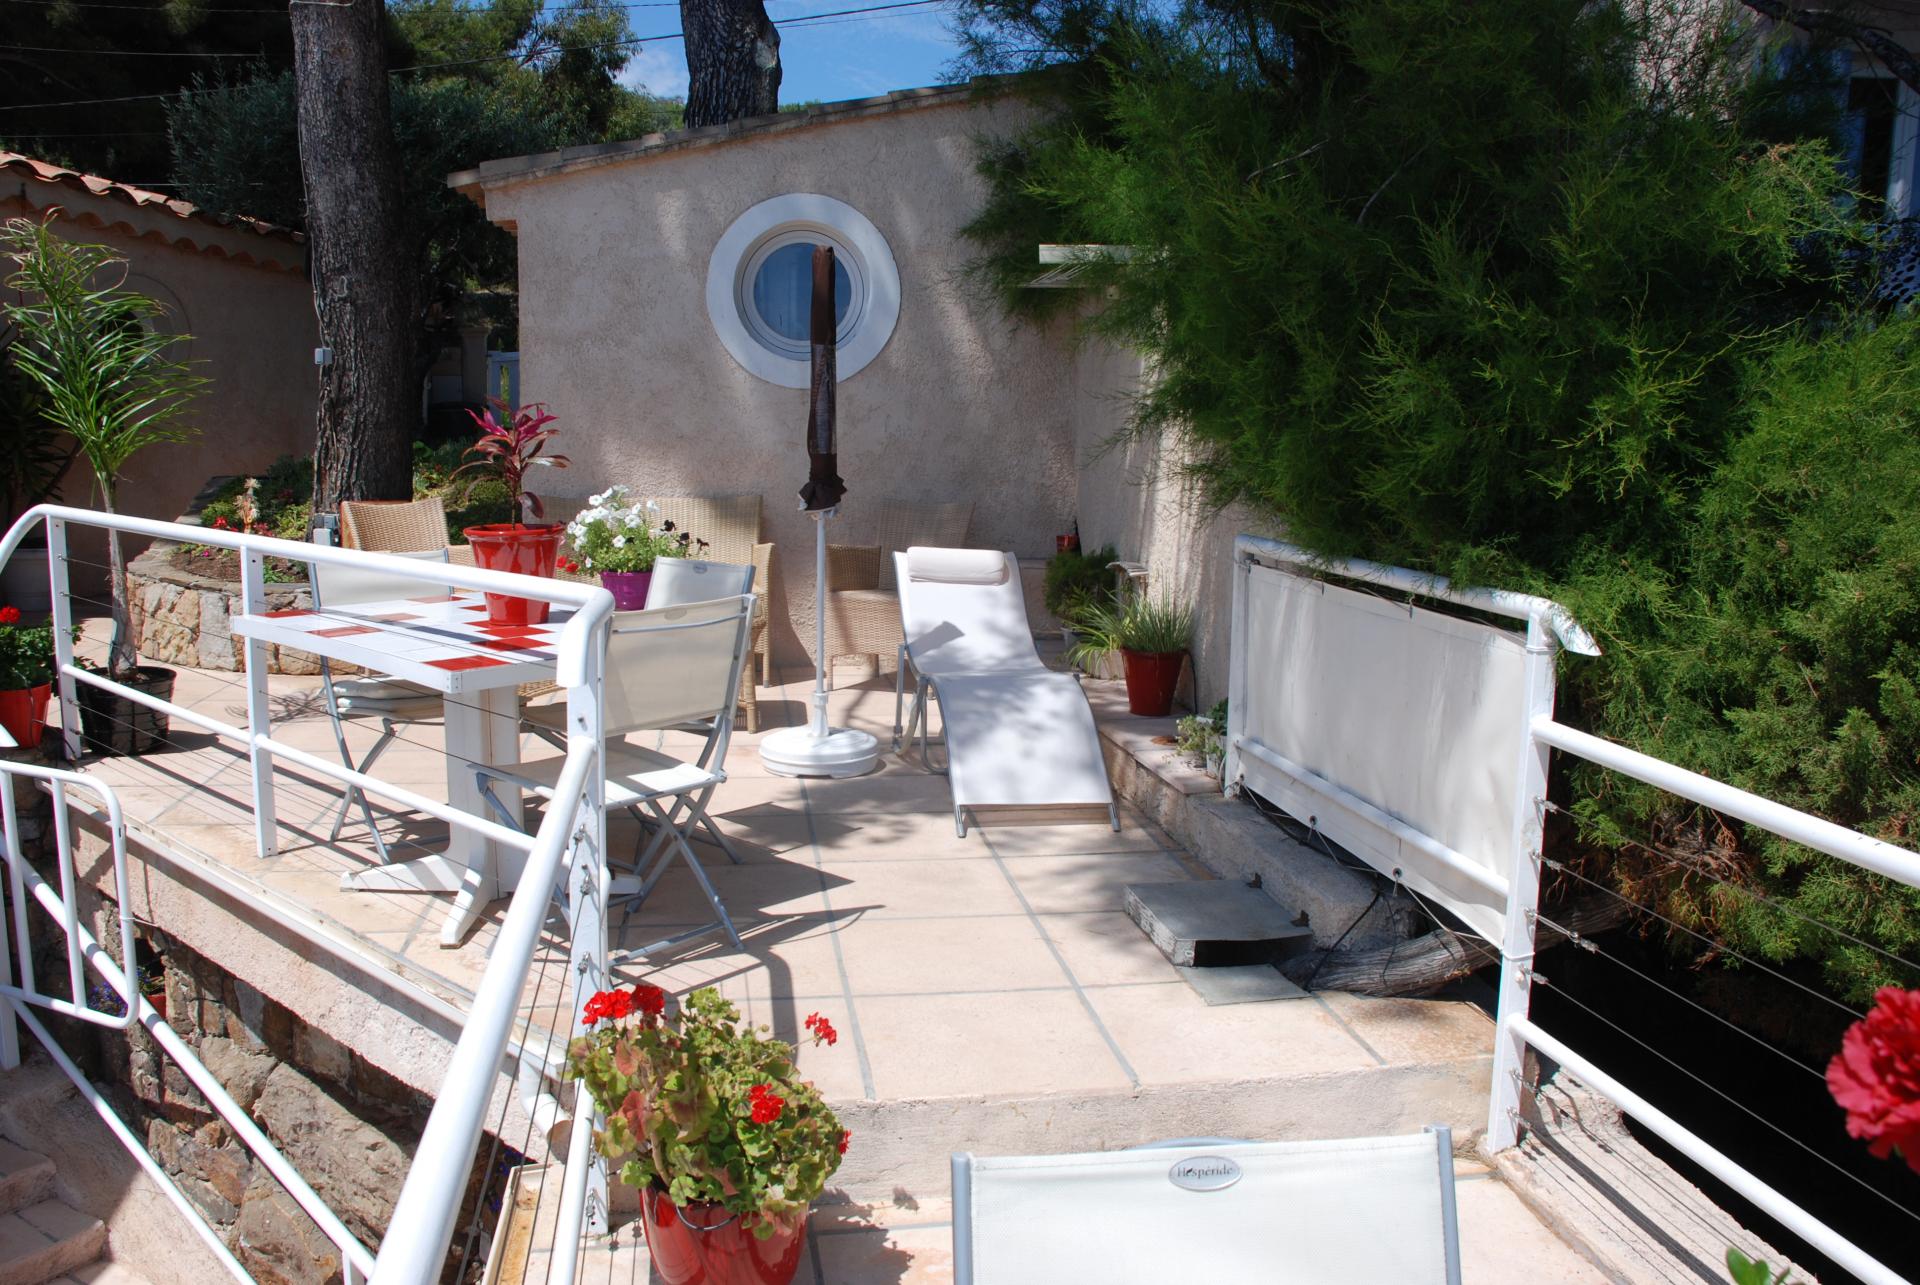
[951,1129,1463,1284]
[893,547,1117,837]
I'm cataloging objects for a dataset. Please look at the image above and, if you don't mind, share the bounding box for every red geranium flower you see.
[0,606,18,625]
[837,1128,851,1155]
[748,1084,785,1124]
[582,988,636,1025]
[632,983,666,1017]
[804,1012,838,1046]
[1828,986,1920,1174]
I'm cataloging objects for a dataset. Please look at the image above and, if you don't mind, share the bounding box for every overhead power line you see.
[0,0,954,110]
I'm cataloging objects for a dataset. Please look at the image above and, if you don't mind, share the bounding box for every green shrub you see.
[957,0,1918,998]
[1044,543,1117,619]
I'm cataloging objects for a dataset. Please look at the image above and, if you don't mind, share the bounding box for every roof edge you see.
[448,76,1020,203]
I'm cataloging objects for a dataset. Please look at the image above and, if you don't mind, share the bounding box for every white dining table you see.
[231,590,571,947]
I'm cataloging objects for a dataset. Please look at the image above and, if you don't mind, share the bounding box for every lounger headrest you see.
[905,547,1009,585]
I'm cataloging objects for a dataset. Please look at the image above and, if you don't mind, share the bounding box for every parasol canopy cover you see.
[799,243,847,512]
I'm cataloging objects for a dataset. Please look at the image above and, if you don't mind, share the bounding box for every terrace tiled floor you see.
[44,622,1604,1280]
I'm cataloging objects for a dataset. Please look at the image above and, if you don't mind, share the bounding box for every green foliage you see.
[1,214,207,673]
[0,319,73,527]
[1043,542,1117,618]
[565,988,845,1235]
[957,0,1920,998]
[1068,590,1194,664]
[1175,711,1222,768]
[1727,1247,1794,1285]
[0,612,58,689]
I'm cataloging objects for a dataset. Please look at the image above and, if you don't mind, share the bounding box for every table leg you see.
[337,685,525,948]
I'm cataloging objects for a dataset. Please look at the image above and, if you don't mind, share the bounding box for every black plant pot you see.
[77,665,176,756]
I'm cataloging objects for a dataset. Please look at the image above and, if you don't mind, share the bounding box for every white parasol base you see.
[759,725,880,778]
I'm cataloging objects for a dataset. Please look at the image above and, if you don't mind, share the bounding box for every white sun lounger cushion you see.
[904,546,1010,585]
[937,671,1112,808]
[956,1134,1459,1284]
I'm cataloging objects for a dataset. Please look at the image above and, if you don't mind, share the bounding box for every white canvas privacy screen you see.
[1238,565,1525,943]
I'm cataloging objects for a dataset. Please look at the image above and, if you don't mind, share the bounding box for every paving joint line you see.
[977,828,1142,1090]
[796,775,878,1100]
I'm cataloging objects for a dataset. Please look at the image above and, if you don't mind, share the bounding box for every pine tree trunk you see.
[290,0,417,512]
[680,0,781,128]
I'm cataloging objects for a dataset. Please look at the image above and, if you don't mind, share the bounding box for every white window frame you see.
[705,193,901,388]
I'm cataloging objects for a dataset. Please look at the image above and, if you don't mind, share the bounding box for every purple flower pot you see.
[601,570,653,610]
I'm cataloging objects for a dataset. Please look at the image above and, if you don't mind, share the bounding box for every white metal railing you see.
[1228,535,1914,1285]
[0,505,618,1282]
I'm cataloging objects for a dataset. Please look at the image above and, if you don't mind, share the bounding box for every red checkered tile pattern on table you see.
[237,596,568,678]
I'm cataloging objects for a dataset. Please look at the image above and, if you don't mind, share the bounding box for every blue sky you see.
[617,0,968,105]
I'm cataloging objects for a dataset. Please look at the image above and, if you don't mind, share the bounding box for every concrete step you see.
[51,1266,154,1285]
[1124,879,1313,967]
[0,1199,107,1285]
[0,1144,54,1218]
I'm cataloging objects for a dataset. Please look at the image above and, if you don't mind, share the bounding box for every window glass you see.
[750,242,854,343]
[1844,76,1900,215]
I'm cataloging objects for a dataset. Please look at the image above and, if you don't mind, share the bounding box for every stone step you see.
[0,1144,54,1218]
[0,1199,107,1285]
[1124,879,1313,967]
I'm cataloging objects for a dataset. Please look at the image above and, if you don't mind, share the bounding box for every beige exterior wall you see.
[3,191,317,589]
[477,95,1085,666]
[1068,339,1281,712]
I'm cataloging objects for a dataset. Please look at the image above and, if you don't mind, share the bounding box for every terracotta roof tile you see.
[1,150,304,247]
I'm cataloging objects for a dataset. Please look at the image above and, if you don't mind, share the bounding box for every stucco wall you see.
[479,95,1084,667]
[2,195,317,592]
[1070,339,1281,713]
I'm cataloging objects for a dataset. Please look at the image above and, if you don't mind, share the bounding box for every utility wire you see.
[0,0,955,111]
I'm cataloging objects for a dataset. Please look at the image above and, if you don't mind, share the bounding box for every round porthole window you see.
[706,194,900,388]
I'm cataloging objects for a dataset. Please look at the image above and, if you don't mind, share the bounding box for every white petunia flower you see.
[612,535,627,548]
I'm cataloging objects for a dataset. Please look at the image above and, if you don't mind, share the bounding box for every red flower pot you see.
[1121,649,1185,717]
[600,569,653,611]
[0,683,51,750]
[462,524,564,625]
[639,1188,808,1285]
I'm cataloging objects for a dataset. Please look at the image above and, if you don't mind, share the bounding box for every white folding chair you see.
[893,547,1118,837]
[522,559,756,867]
[309,548,455,862]
[472,593,757,960]
[951,1128,1463,1284]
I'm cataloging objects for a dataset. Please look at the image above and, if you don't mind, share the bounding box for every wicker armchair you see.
[823,498,973,682]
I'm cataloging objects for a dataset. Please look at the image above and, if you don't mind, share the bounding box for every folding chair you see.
[951,1128,1463,1284]
[521,558,756,869]
[470,593,757,960]
[308,548,456,862]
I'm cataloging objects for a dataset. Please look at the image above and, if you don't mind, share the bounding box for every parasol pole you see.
[760,244,878,778]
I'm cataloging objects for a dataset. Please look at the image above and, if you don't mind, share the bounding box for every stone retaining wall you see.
[127,546,319,674]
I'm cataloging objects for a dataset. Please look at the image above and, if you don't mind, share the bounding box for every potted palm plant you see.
[1070,593,1195,716]
[566,985,847,1285]
[1,216,205,755]
[452,398,570,624]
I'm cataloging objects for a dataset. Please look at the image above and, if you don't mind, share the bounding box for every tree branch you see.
[1740,0,1920,98]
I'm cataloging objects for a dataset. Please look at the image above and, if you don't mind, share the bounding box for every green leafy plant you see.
[565,985,847,1238]
[1,214,206,676]
[1066,591,1194,666]
[1044,543,1117,619]
[0,605,56,689]
[563,485,706,575]
[1727,1247,1795,1284]
[0,317,76,528]
[1175,712,1222,772]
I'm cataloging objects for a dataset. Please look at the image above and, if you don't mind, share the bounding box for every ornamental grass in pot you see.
[566,985,847,1285]
[561,485,708,610]
[2,215,206,756]
[1070,593,1195,716]
[453,399,570,625]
